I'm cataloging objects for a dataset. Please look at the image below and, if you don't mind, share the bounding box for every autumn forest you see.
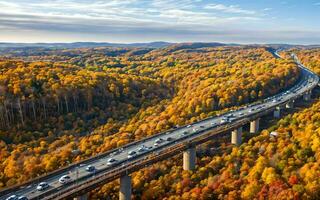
[0,44,319,199]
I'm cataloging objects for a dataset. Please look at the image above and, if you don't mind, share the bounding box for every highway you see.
[0,52,319,200]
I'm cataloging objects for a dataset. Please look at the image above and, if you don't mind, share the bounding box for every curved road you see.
[0,52,319,200]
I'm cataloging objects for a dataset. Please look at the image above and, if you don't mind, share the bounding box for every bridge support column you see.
[250,118,260,134]
[303,91,311,101]
[286,100,294,109]
[231,127,242,146]
[274,107,281,118]
[74,194,88,200]
[183,146,196,171]
[120,174,132,200]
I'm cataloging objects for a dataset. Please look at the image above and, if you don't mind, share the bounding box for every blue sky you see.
[0,0,319,44]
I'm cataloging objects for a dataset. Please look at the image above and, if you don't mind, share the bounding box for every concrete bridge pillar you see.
[120,174,132,200]
[303,91,311,101]
[250,118,260,134]
[183,146,196,171]
[273,107,281,118]
[231,127,242,146]
[286,100,294,109]
[74,194,88,200]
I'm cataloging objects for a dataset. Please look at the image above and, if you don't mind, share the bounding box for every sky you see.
[0,0,319,44]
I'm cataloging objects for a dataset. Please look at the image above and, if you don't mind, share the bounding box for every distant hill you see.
[0,41,173,49]
[164,42,234,52]
[251,44,320,50]
[1,42,319,50]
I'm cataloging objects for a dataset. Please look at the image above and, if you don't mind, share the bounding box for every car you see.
[182,131,189,135]
[18,196,28,200]
[221,117,228,123]
[226,113,234,117]
[154,138,164,146]
[228,117,236,122]
[166,137,173,141]
[128,151,137,158]
[238,112,244,116]
[137,145,148,152]
[59,175,72,184]
[192,128,198,132]
[107,158,117,166]
[110,151,119,156]
[36,182,49,191]
[187,125,192,128]
[211,122,216,126]
[5,195,18,200]
[200,125,205,128]
[85,165,96,172]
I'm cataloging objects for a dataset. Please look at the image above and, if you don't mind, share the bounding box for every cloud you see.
[263,8,273,11]
[204,3,256,15]
[0,0,318,44]
[314,2,320,6]
[0,0,262,30]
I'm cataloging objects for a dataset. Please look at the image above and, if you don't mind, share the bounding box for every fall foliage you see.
[0,45,302,197]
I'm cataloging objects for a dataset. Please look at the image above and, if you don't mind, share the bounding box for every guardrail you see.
[40,118,251,200]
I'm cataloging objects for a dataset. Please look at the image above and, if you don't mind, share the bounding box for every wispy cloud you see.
[0,0,318,44]
[314,2,320,6]
[0,0,262,30]
[204,4,256,15]
[263,8,273,11]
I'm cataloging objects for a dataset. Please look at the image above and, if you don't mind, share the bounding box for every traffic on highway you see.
[1,53,319,200]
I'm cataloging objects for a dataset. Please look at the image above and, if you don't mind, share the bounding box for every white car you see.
[187,125,192,128]
[36,182,49,191]
[154,138,164,146]
[221,117,228,123]
[107,158,117,166]
[137,145,147,153]
[59,175,72,184]
[128,151,137,158]
[226,113,234,117]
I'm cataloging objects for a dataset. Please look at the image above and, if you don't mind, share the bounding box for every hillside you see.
[0,45,301,191]
[89,49,320,200]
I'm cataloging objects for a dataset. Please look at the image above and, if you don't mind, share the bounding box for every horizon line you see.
[0,41,319,46]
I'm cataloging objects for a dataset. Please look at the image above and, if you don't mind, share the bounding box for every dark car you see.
[85,165,96,172]
[166,137,173,141]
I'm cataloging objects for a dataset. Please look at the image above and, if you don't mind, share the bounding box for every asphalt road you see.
[1,53,319,200]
